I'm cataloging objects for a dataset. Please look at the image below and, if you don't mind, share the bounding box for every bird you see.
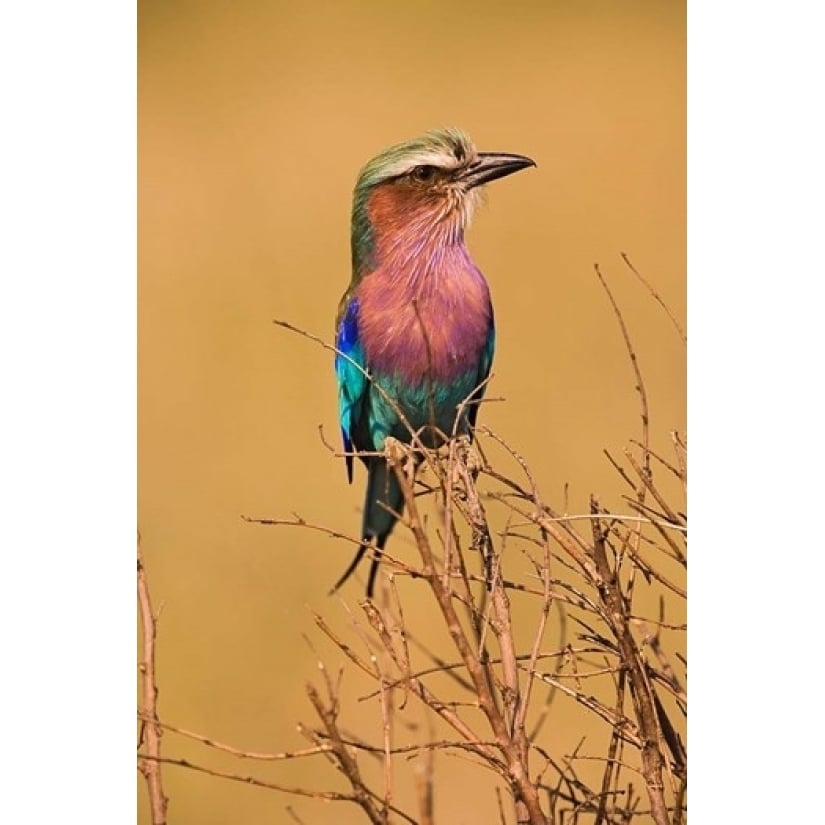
[332,127,535,597]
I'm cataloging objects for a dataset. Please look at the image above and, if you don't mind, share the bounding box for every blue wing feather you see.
[335,297,367,482]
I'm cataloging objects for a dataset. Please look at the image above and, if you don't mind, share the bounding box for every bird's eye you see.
[411,165,438,183]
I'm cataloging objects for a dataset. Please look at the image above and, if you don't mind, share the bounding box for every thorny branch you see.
[138,257,685,824]
[137,534,168,825]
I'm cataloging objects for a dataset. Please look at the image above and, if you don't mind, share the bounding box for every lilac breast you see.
[356,254,492,386]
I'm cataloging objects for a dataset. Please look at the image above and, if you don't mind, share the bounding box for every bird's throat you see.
[356,184,469,283]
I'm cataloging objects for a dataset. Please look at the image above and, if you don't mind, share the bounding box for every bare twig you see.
[590,503,670,825]
[620,253,686,345]
[136,713,331,761]
[137,534,168,825]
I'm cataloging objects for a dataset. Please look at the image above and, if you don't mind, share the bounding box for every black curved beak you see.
[461,151,536,190]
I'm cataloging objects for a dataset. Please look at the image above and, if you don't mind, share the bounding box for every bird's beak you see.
[461,152,536,190]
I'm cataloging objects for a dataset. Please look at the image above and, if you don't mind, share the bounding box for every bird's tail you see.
[331,458,404,597]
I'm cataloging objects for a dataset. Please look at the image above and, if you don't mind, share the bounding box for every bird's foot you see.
[384,437,417,479]
[447,436,484,506]
[453,434,483,479]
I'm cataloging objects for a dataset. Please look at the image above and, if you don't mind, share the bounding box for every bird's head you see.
[351,128,535,276]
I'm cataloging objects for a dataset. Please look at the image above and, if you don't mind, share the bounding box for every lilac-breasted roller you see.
[333,128,535,596]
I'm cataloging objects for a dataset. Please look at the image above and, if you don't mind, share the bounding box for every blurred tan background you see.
[138,1,685,822]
